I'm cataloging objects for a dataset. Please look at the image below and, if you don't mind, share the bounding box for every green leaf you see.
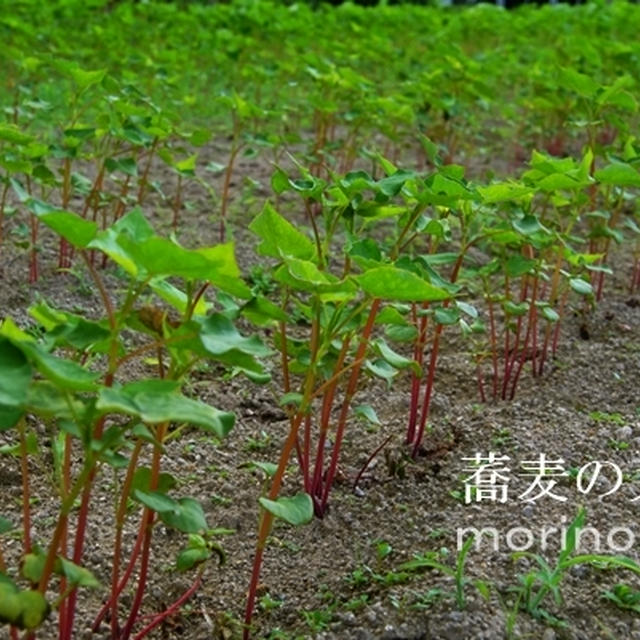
[112,207,154,241]
[241,296,288,326]
[177,547,211,571]
[505,255,536,277]
[249,202,315,260]
[357,267,449,302]
[279,392,303,408]
[372,338,419,374]
[198,313,270,357]
[540,306,560,323]
[0,588,22,625]
[37,211,98,248]
[259,493,313,526]
[503,301,529,316]
[365,358,398,385]
[0,404,25,432]
[0,338,32,406]
[150,278,210,316]
[375,306,408,326]
[16,590,50,630]
[536,173,589,192]
[61,320,111,351]
[434,307,459,325]
[477,182,532,203]
[595,162,640,187]
[22,551,46,583]
[271,168,290,194]
[133,489,176,513]
[123,236,217,279]
[421,252,459,266]
[378,170,415,197]
[559,507,586,562]
[385,325,418,342]
[131,467,176,494]
[283,257,331,286]
[569,278,593,296]
[57,557,100,588]
[69,67,106,91]
[0,317,34,342]
[97,381,235,438]
[241,460,278,478]
[134,489,211,534]
[0,124,33,145]
[175,154,198,175]
[21,344,100,391]
[455,301,478,319]
[354,404,381,425]
[0,517,14,535]
[559,68,599,98]
[197,243,251,298]
[274,263,356,299]
[105,156,138,177]
[513,215,545,236]
[161,497,208,534]
[24,382,87,420]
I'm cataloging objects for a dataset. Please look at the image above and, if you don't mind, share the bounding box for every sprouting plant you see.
[589,411,626,425]
[244,430,271,452]
[399,536,489,610]
[301,607,333,633]
[410,587,447,610]
[242,163,451,637]
[0,205,269,638]
[602,583,640,614]
[507,507,640,625]
[259,592,283,613]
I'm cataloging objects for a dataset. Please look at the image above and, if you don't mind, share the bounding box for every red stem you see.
[502,277,529,400]
[29,213,38,283]
[411,325,443,459]
[60,416,108,640]
[220,143,241,243]
[551,288,569,358]
[119,425,166,639]
[508,275,539,400]
[487,295,498,400]
[0,181,9,244]
[137,138,159,205]
[119,511,155,639]
[172,174,182,231]
[300,415,311,493]
[59,158,71,270]
[406,303,428,443]
[409,249,465,452]
[243,413,306,639]
[352,435,393,493]
[311,336,351,506]
[476,362,486,404]
[630,255,639,294]
[538,321,552,378]
[110,441,143,636]
[90,522,145,632]
[319,299,381,514]
[131,572,203,640]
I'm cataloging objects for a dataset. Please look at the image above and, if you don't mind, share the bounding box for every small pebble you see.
[522,504,535,518]
[616,425,633,440]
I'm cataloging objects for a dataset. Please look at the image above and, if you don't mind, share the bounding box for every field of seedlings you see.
[2,1,640,638]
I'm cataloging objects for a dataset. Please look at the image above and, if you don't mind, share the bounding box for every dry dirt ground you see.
[1,142,640,640]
